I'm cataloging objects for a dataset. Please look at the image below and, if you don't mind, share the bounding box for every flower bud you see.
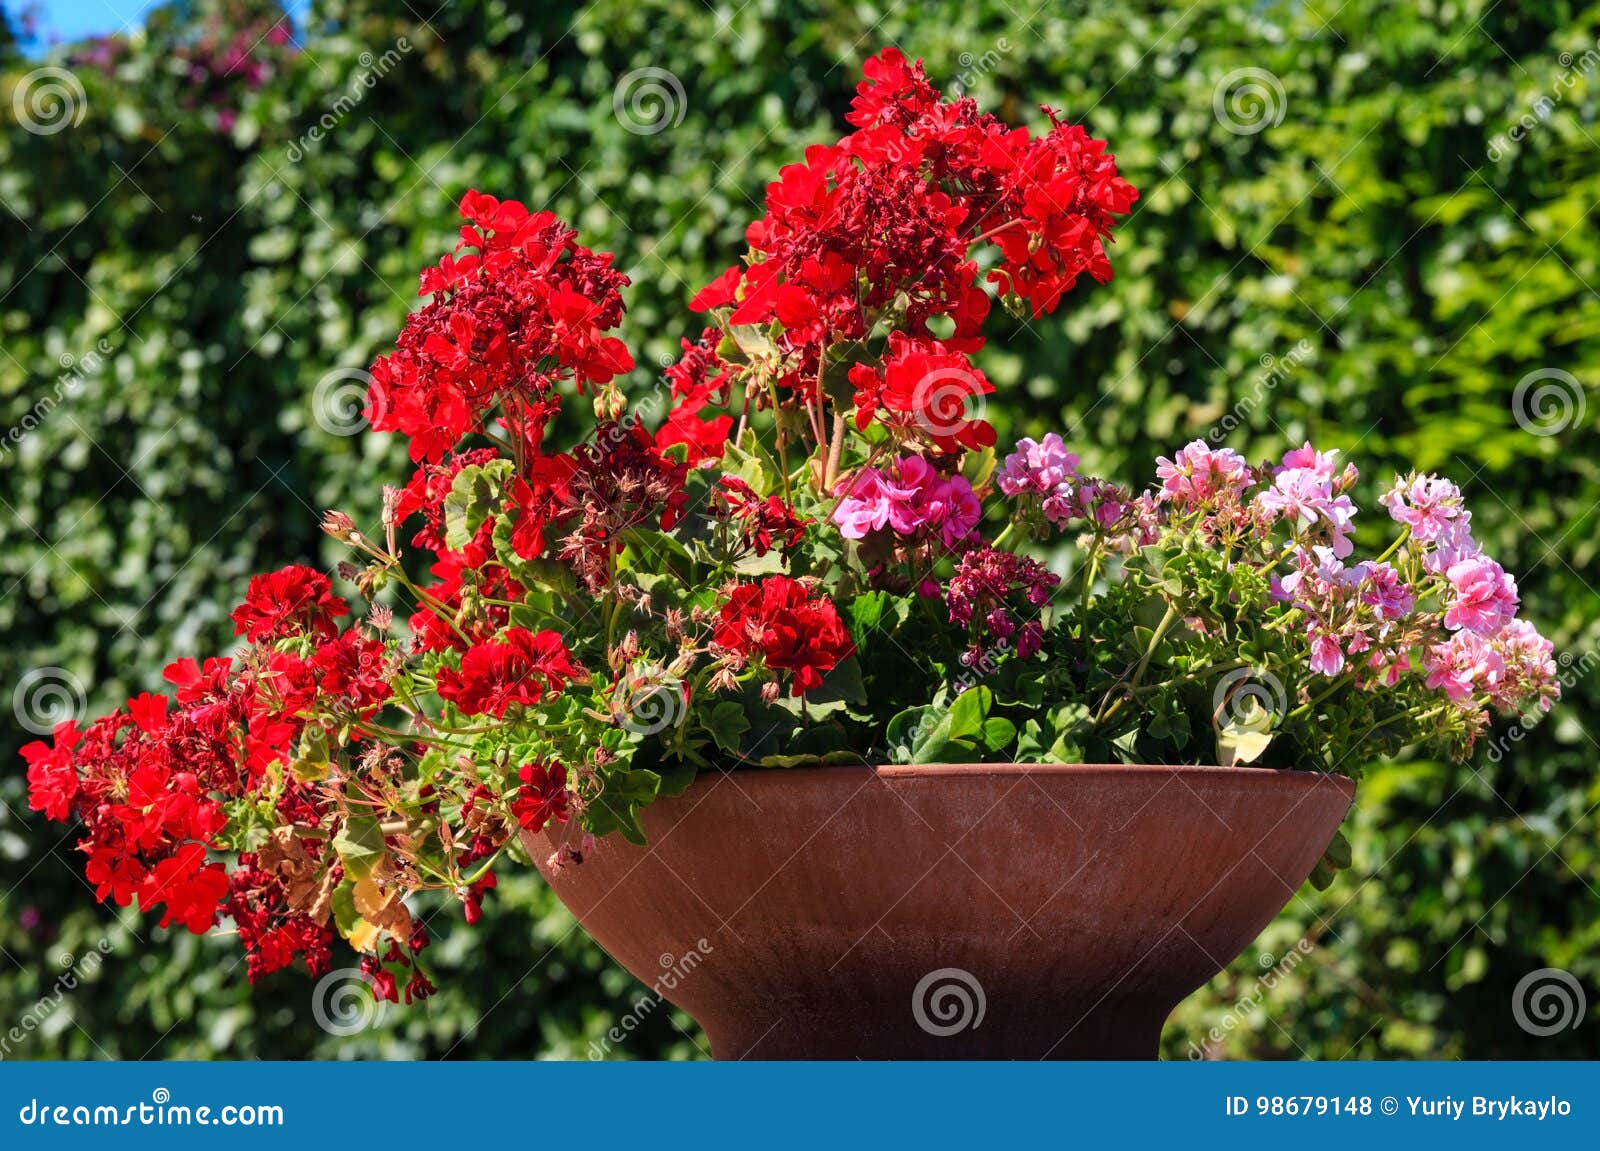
[322,510,359,542]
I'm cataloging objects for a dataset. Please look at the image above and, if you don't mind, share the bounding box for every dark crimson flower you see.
[557,420,690,591]
[462,869,498,925]
[310,630,393,714]
[226,853,335,983]
[714,476,810,557]
[945,546,1060,662]
[714,576,855,696]
[230,565,348,643]
[366,193,632,463]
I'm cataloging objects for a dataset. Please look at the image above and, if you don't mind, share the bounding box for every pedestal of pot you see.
[528,763,1354,1060]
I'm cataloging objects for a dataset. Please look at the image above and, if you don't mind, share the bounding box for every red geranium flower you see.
[714,576,854,695]
[230,565,348,643]
[435,627,584,717]
[21,721,81,821]
[138,842,231,935]
[511,761,570,833]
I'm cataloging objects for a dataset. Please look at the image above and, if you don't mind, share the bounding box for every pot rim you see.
[709,761,1355,786]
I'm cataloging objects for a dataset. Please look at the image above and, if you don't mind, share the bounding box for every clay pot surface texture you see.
[528,763,1354,1059]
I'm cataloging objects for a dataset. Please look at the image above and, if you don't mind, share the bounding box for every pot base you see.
[531,764,1354,1060]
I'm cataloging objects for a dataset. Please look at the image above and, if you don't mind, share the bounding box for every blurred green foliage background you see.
[1,0,1596,1060]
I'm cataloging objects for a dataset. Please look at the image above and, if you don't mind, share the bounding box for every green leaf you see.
[946,685,993,741]
[1325,829,1353,870]
[443,459,513,552]
[333,814,386,881]
[980,716,1016,754]
[704,700,752,754]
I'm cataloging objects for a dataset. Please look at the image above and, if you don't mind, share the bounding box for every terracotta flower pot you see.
[527,763,1354,1059]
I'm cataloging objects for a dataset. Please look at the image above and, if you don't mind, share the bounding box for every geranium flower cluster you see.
[21,52,1559,1005]
[995,437,1561,759]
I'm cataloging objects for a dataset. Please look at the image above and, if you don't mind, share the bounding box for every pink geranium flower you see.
[832,467,898,539]
[1154,440,1251,507]
[1443,555,1519,635]
[833,456,981,546]
[1254,458,1358,558]
[997,433,1078,496]
[1424,632,1505,702]
[1380,473,1465,543]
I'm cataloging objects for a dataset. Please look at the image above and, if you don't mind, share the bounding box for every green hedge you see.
[2,0,1595,1059]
